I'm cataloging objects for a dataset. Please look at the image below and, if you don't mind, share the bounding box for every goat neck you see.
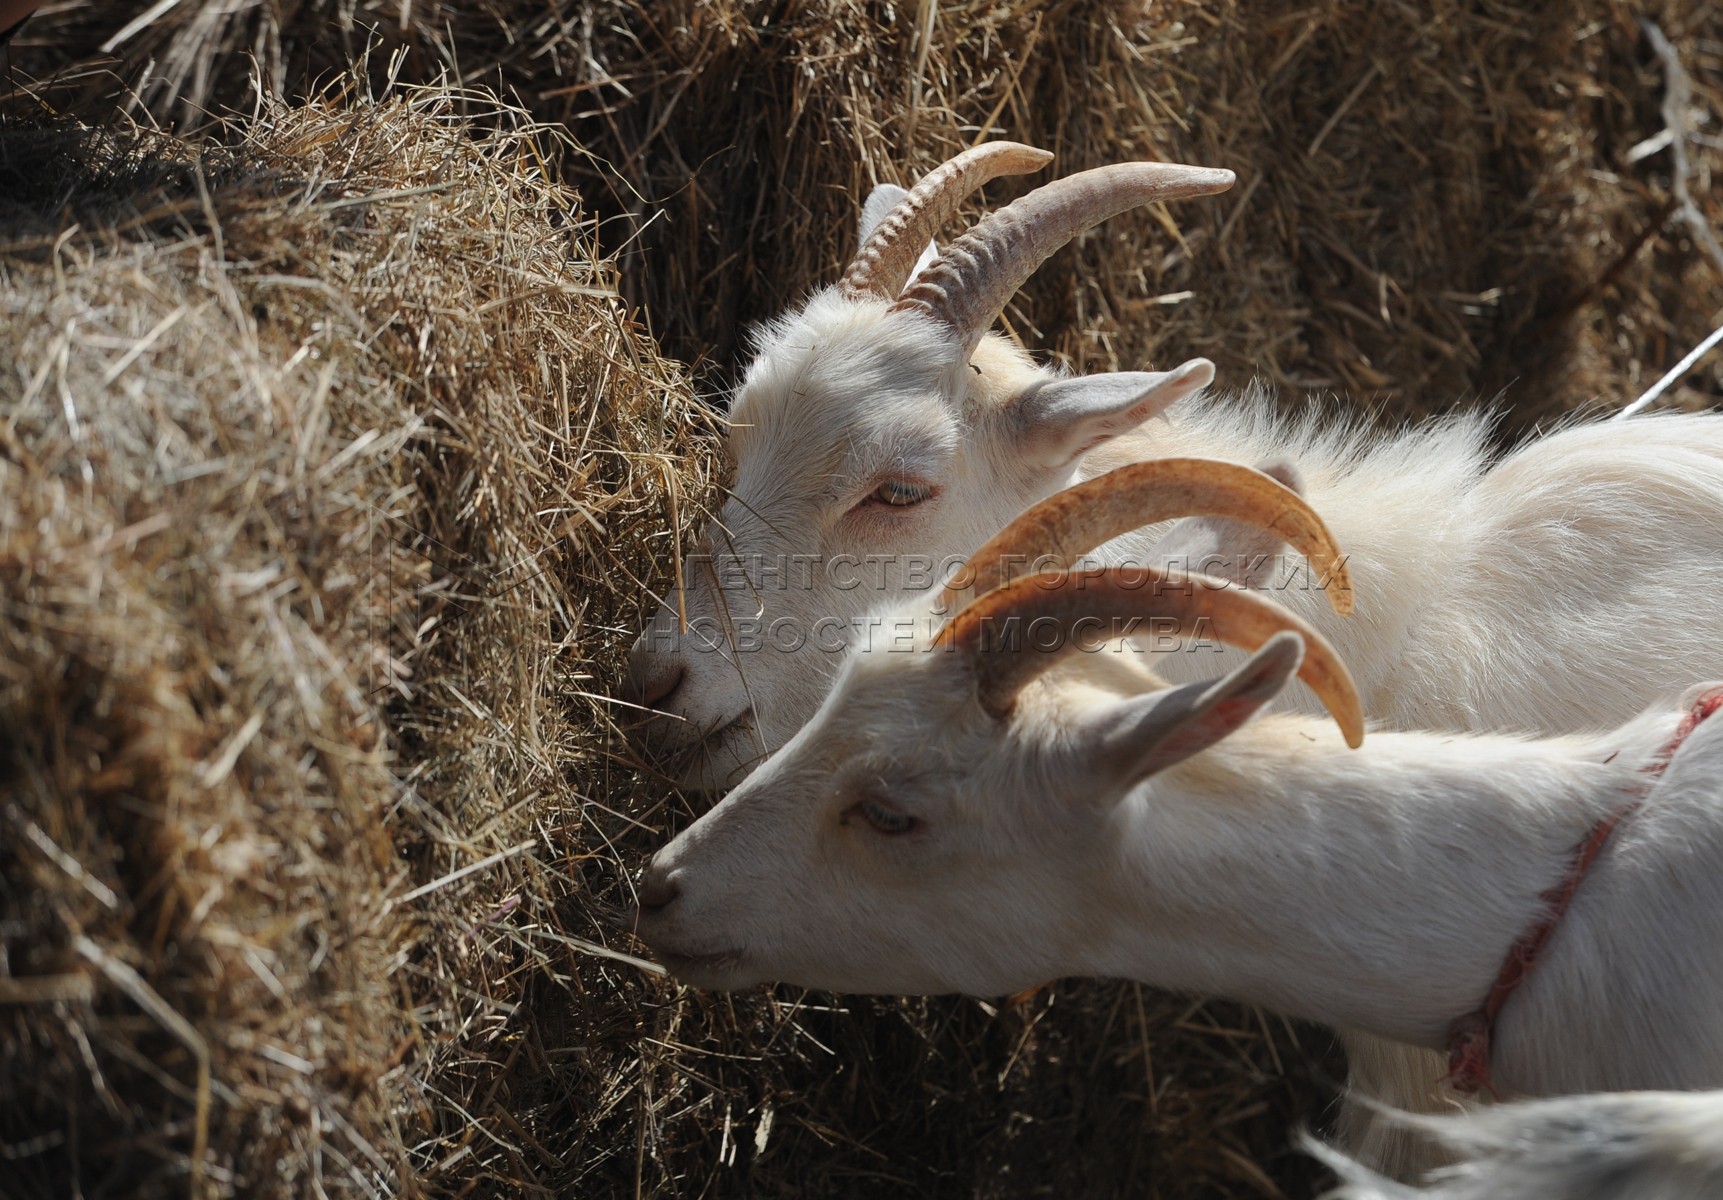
[1086,697,1722,1096]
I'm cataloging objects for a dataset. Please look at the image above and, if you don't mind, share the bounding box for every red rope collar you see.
[1444,686,1723,1097]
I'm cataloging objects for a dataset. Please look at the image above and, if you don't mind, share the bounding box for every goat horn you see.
[891,161,1236,351]
[934,567,1365,747]
[938,458,1354,617]
[840,143,1055,301]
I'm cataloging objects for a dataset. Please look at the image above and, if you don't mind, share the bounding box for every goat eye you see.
[855,798,918,835]
[867,478,934,507]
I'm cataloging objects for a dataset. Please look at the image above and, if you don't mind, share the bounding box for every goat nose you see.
[626,628,687,710]
[638,661,685,709]
[636,864,681,914]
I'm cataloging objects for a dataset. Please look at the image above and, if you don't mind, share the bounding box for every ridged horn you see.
[938,458,1354,617]
[891,161,1236,350]
[934,567,1365,748]
[840,142,1053,301]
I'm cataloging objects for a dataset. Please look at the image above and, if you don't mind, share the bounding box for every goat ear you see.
[1067,631,1304,792]
[1012,359,1214,469]
[1148,461,1302,590]
[858,184,939,285]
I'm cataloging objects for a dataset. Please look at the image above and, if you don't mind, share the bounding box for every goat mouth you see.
[638,707,753,772]
[647,706,751,746]
[667,710,766,792]
[706,708,753,742]
[656,946,747,982]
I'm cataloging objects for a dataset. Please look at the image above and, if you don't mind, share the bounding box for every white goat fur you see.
[1312,1090,1723,1200]
[632,285,1723,777]
[635,624,1723,1136]
[627,187,1723,1175]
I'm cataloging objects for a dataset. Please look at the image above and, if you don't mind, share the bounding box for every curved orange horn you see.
[840,143,1053,301]
[935,567,1364,748]
[939,459,1353,618]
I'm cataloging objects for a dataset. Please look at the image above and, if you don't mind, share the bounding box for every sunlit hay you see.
[0,86,713,1197]
[10,3,1721,432]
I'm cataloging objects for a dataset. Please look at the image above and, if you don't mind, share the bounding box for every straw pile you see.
[5,3,1722,1198]
[0,88,713,1196]
[12,1,1721,428]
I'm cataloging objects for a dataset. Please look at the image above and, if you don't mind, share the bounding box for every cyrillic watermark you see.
[637,613,1227,655]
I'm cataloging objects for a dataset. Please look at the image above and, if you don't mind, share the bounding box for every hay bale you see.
[0,88,708,1196]
[11,1,1719,429]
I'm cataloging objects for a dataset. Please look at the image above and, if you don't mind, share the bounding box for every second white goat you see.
[634,552,1723,1115]
[626,144,1723,793]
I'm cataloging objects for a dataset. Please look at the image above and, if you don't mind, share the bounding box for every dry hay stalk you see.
[1,85,713,1196]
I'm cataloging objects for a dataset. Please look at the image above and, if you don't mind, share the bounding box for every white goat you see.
[624,144,1723,794]
[1311,1090,1723,1200]
[631,536,1723,1133]
[627,144,1236,786]
[625,144,1723,1172]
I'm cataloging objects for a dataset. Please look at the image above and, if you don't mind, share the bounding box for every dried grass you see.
[0,85,715,1196]
[3,3,1722,1198]
[11,1,1720,430]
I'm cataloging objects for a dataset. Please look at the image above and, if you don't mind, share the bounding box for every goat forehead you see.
[732,296,958,430]
[831,648,986,755]
[727,395,960,509]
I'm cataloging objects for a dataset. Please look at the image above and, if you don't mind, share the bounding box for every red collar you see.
[1444,686,1723,1097]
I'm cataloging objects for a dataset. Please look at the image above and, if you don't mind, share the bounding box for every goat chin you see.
[1308,1090,1723,1200]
